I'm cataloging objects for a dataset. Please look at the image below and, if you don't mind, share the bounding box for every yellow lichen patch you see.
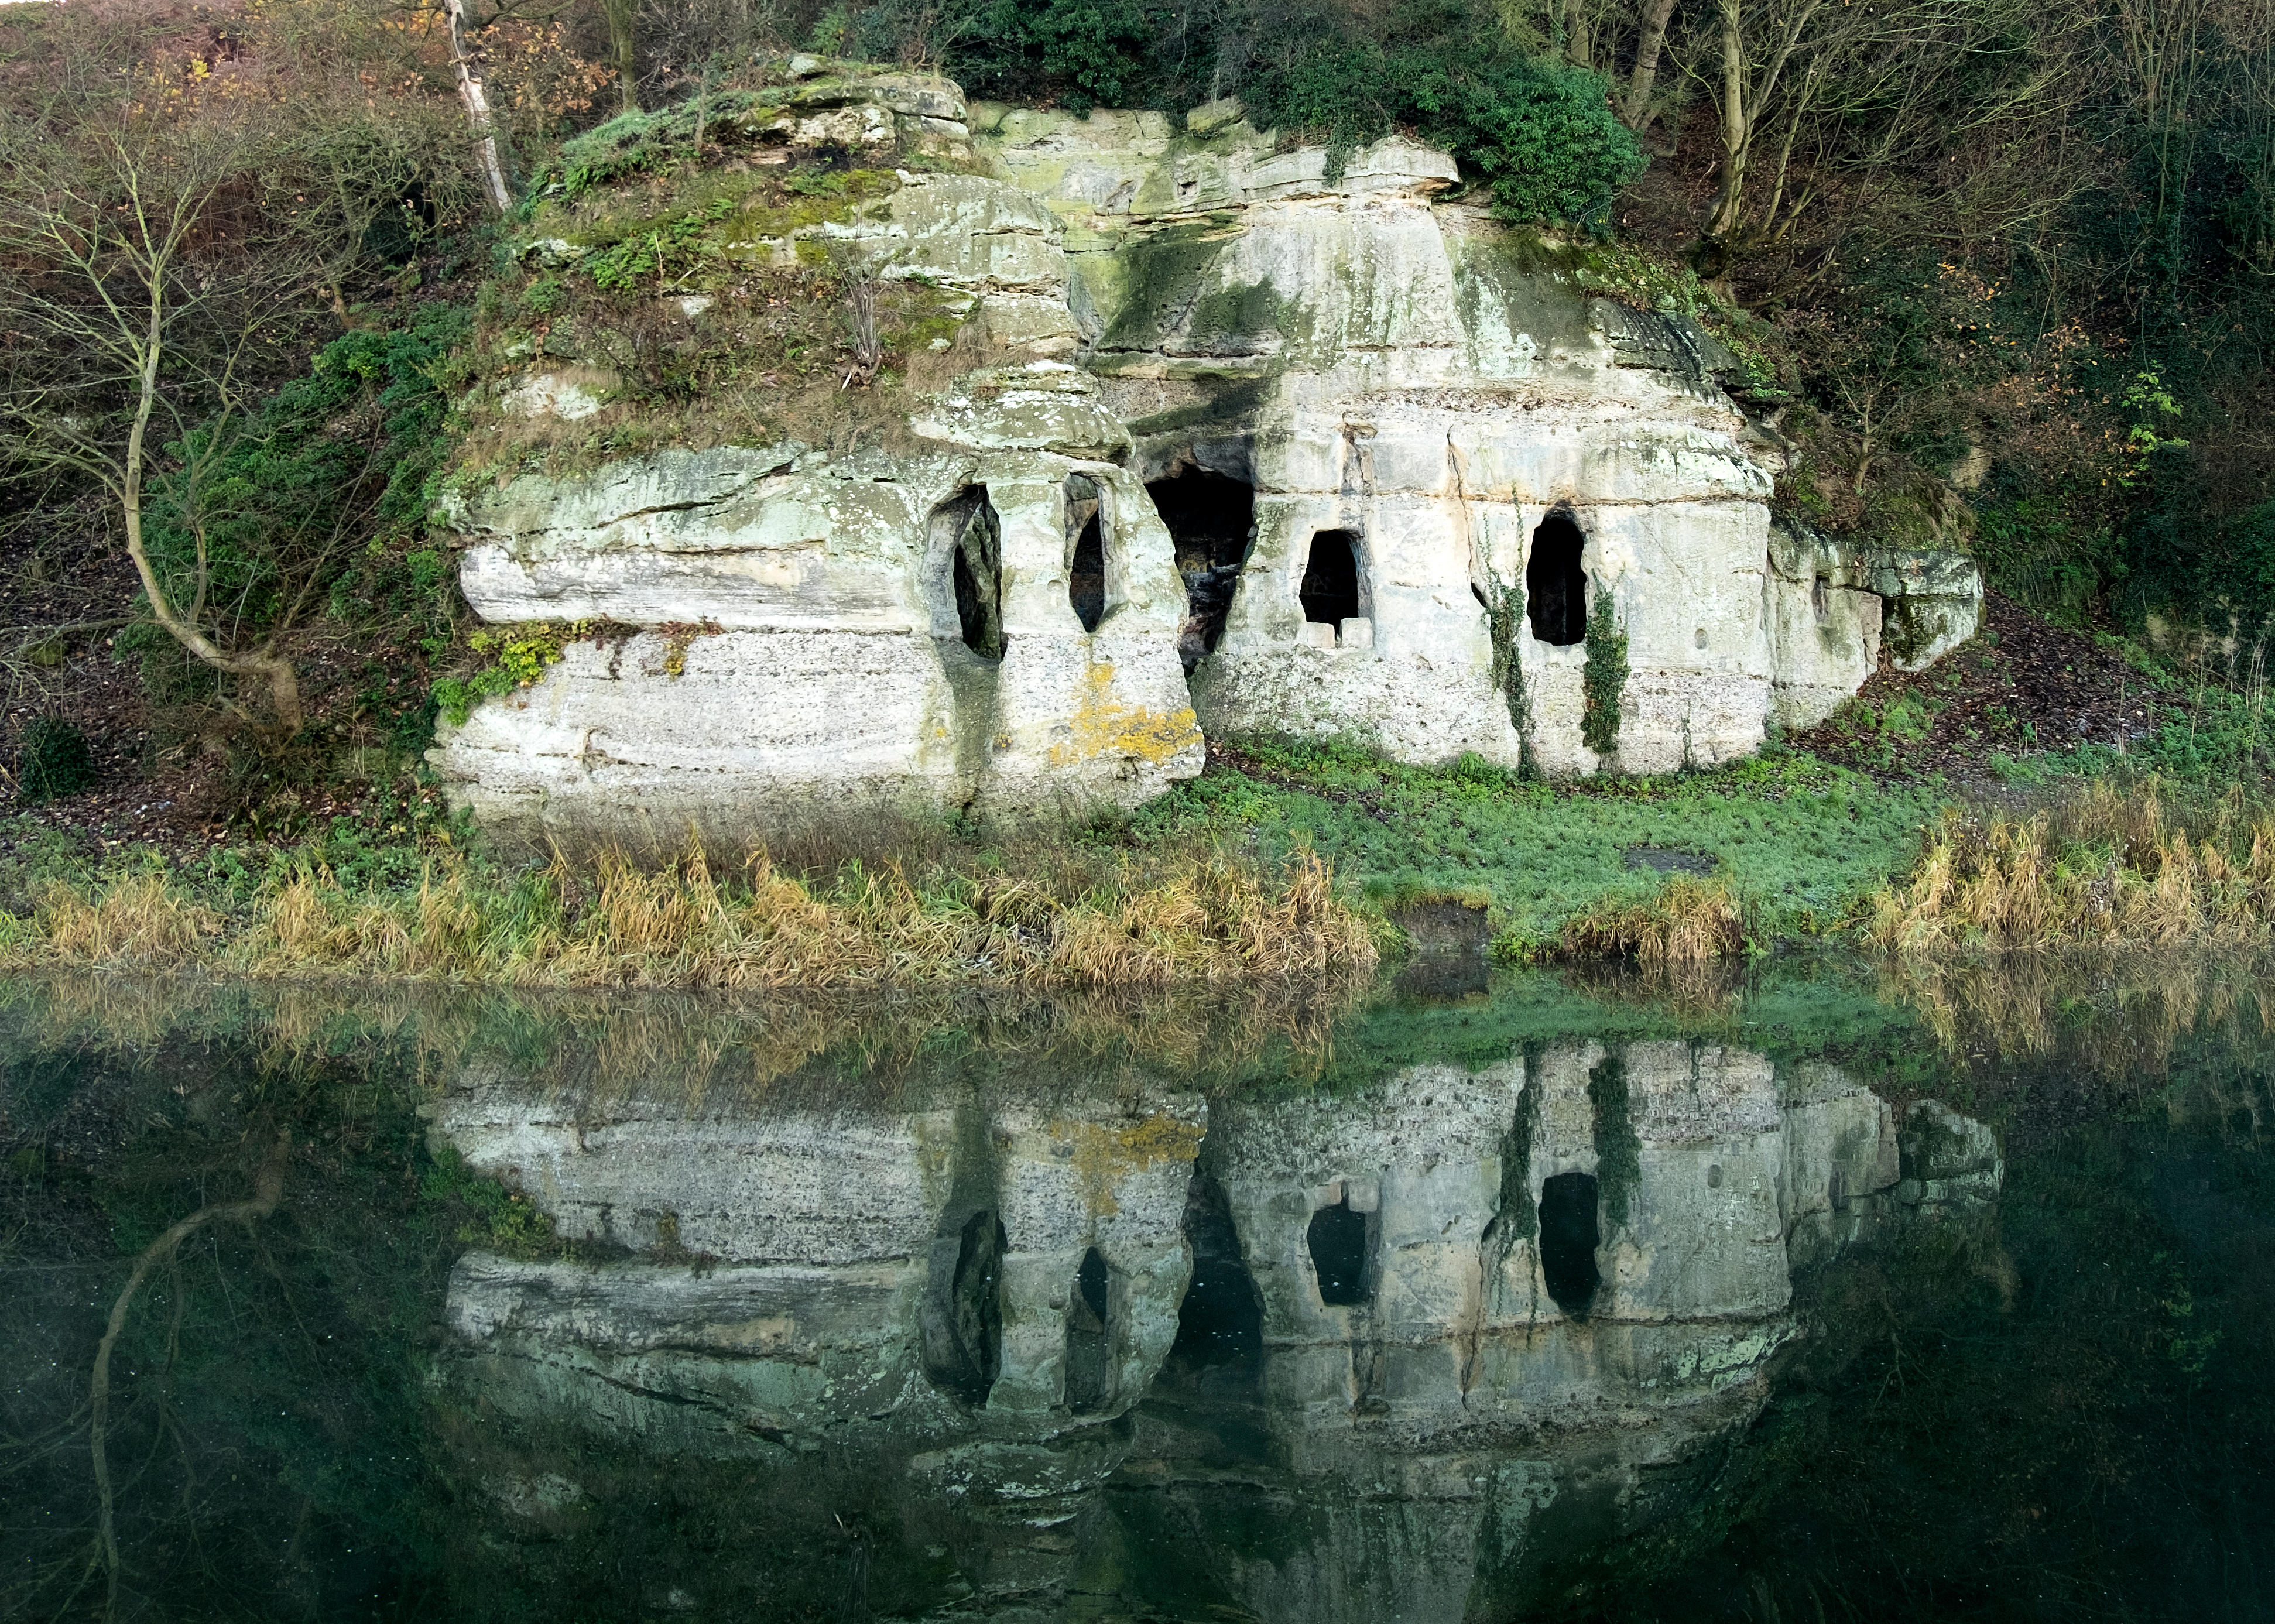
[1049,662,1203,768]
[1057,1111,1205,1217]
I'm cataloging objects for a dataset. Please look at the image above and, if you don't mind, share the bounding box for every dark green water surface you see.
[2,955,2270,1622]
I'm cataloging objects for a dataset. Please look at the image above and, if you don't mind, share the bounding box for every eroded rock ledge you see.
[430,71,1979,847]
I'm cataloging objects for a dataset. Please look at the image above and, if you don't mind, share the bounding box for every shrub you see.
[894,0,1643,220]
[14,716,96,803]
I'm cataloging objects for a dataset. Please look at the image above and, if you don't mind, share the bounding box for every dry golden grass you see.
[0,840,1378,993]
[1554,875,1746,964]
[1866,782,2275,951]
[30,874,220,968]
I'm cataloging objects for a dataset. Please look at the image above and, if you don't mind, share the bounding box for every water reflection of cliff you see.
[434,1032,2002,1620]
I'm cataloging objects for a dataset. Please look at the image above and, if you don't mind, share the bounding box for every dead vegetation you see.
[1866,781,2275,950]
[1551,873,1748,964]
[2,838,1379,991]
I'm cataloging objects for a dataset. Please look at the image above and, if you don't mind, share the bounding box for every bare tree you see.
[1690,0,2065,249]
[0,100,318,733]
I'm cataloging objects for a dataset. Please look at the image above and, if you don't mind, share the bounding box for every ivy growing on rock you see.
[1483,576,1535,775]
[1581,585,1629,761]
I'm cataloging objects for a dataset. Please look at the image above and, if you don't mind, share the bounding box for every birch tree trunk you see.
[444,0,512,214]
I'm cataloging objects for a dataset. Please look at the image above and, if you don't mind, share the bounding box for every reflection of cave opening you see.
[1169,1173,1263,1372]
[1067,476,1106,633]
[921,1207,1006,1404]
[1526,511,1587,646]
[1147,467,1255,670]
[1307,1192,1370,1306]
[1539,1171,1602,1317]
[937,487,1003,660]
[1300,530,1363,630]
[1064,1246,1112,1413]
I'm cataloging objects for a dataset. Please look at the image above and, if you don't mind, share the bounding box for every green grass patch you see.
[1130,735,1938,950]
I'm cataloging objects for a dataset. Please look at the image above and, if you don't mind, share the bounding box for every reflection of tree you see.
[89,1130,289,1615]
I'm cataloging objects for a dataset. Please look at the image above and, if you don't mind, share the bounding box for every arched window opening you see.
[1147,467,1256,671]
[1169,1173,1263,1376]
[1066,477,1107,633]
[935,487,1003,660]
[1538,1171,1601,1318]
[1300,530,1363,631]
[1064,1246,1112,1413]
[1526,512,1588,647]
[920,1207,1006,1405]
[1306,1191,1371,1307]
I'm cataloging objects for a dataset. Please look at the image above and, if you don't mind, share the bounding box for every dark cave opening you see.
[1526,511,1587,647]
[920,1207,1006,1405]
[1147,467,1256,670]
[1300,530,1363,631]
[938,487,1003,660]
[1306,1191,1371,1306]
[1169,1173,1263,1375]
[1538,1171,1602,1318]
[1067,477,1107,633]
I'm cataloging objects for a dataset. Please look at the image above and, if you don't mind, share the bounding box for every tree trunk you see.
[119,281,306,736]
[1706,0,1750,241]
[444,0,512,214]
[1622,0,1681,130]
[601,0,639,112]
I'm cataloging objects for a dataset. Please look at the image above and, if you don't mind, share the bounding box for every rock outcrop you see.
[428,68,1980,844]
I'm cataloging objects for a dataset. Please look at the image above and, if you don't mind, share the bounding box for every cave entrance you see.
[1538,1171,1602,1318]
[1066,476,1107,633]
[1526,512,1587,647]
[936,487,1003,660]
[1306,1191,1371,1306]
[1300,530,1363,632]
[920,1207,1006,1405]
[1064,1246,1112,1413]
[1147,467,1256,670]
[1169,1173,1263,1376]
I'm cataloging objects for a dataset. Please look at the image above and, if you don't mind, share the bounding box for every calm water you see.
[1,957,2270,1622]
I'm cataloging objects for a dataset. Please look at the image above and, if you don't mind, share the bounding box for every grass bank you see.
[0,836,1376,989]
[8,727,2273,987]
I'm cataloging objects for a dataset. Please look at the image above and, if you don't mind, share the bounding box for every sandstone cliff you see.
[427,65,1979,846]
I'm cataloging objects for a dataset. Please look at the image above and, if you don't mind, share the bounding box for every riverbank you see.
[6,595,2269,986]
[4,738,2270,986]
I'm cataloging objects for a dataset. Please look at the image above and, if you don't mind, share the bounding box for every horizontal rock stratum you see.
[429,70,1979,845]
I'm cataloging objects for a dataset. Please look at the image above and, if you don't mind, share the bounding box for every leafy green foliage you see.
[431,622,592,726]
[1581,588,1629,758]
[958,0,1161,114]
[140,304,470,663]
[1244,13,1644,220]
[12,715,95,802]
[884,0,1640,220]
